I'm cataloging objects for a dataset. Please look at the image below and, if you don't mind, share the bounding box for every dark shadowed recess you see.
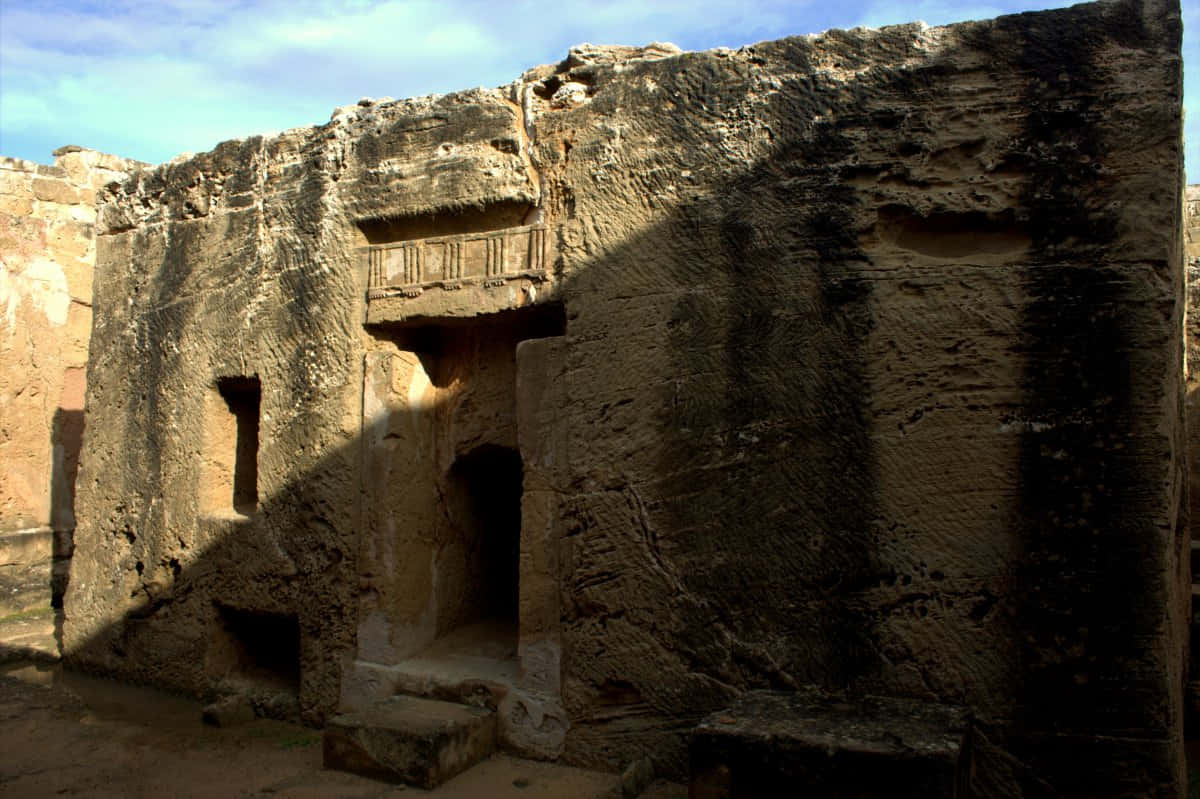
[211,604,302,693]
[445,444,524,627]
[366,302,566,388]
[49,407,84,609]
[216,377,261,514]
[357,200,535,244]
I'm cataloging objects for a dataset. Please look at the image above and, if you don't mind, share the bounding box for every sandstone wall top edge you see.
[0,147,145,174]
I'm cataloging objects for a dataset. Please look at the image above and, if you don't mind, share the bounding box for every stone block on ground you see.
[0,530,55,618]
[690,689,969,798]
[202,694,256,727]
[323,695,496,788]
[618,755,655,798]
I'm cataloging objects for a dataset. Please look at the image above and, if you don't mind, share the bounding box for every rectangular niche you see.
[207,604,300,694]
[201,377,261,515]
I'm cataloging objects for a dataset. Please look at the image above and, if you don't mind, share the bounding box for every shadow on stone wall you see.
[49,407,84,607]
[44,3,1186,794]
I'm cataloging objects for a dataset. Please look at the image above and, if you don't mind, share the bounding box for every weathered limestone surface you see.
[1185,185,1200,306]
[1184,184,1200,498]
[1184,184,1200,719]
[528,6,1184,795]
[65,1,1185,796]
[0,146,142,619]
[324,696,497,787]
[65,90,543,725]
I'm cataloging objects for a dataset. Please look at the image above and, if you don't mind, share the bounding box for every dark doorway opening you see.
[444,445,523,632]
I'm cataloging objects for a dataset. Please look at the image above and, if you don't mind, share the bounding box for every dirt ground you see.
[0,562,684,799]
[0,660,685,798]
[1,606,1196,798]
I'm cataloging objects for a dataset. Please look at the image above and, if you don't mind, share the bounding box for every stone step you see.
[323,695,497,789]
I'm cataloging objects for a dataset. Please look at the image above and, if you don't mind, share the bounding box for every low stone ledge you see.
[0,528,54,565]
[690,689,970,798]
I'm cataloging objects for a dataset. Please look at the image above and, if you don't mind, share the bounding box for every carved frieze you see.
[365,224,550,301]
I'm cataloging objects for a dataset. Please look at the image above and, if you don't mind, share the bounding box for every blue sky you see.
[0,0,1195,182]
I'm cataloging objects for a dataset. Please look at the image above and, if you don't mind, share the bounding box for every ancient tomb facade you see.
[64,0,1186,795]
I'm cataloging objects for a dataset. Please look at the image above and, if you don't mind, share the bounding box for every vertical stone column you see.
[506,335,569,758]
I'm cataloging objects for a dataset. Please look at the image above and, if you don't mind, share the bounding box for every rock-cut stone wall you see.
[64,0,1186,795]
[0,147,142,618]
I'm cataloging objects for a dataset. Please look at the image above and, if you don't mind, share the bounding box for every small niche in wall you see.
[208,604,301,694]
[201,377,261,515]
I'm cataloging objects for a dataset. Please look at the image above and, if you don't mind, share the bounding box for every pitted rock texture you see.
[0,147,142,537]
[1184,184,1200,512]
[65,2,1184,796]
[66,89,542,725]
[0,147,142,624]
[1183,183,1200,718]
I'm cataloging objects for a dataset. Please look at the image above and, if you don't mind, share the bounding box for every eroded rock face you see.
[1185,186,1200,373]
[1184,184,1200,720]
[64,1,1185,795]
[0,148,141,534]
[0,147,142,615]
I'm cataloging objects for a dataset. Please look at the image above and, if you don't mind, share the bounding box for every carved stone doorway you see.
[353,301,565,684]
[439,444,523,649]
